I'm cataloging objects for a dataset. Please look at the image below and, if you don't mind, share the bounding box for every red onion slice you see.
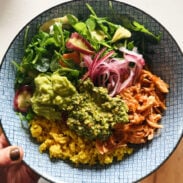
[82,47,145,96]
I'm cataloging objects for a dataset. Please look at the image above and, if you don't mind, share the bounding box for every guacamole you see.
[31,72,77,120]
[31,72,129,140]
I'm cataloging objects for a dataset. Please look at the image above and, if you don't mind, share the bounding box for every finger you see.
[0,133,9,148]
[0,146,24,166]
[6,163,40,183]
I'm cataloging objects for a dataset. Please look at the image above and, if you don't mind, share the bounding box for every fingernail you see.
[10,148,20,161]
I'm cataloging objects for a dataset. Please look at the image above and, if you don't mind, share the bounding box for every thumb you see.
[0,146,24,166]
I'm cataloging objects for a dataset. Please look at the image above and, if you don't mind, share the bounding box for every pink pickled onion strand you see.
[90,50,115,80]
[81,54,93,68]
[82,47,145,97]
[93,47,107,65]
[87,47,106,77]
[121,47,145,83]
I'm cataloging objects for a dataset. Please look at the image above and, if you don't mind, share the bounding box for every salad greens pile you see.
[13,3,160,89]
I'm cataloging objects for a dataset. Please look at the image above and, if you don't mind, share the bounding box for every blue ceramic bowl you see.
[0,0,183,182]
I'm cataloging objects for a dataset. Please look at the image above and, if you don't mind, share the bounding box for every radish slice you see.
[66,32,94,55]
[13,85,33,113]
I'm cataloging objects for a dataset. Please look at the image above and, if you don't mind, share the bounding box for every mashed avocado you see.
[31,72,77,120]
[31,72,129,140]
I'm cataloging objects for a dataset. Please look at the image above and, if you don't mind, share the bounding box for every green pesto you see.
[31,72,129,140]
[67,79,129,140]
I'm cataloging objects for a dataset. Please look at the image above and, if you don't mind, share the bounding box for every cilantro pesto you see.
[67,79,129,140]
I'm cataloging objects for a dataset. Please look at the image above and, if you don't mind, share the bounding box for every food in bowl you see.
[12,4,169,165]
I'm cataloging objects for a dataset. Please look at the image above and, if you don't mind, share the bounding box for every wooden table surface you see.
[141,137,183,183]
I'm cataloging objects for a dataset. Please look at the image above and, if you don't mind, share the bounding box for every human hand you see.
[0,132,40,183]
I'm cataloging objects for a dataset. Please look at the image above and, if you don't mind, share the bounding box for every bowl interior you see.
[0,0,183,183]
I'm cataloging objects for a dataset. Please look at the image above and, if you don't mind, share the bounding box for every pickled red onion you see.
[82,47,145,96]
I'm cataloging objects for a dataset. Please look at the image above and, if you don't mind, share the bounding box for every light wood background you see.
[141,137,183,183]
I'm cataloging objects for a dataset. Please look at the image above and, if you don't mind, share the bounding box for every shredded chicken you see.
[96,69,169,154]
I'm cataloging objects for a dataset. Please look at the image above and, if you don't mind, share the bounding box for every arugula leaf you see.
[23,26,30,50]
[86,3,118,35]
[66,14,79,25]
[73,22,88,36]
[85,3,97,16]
[50,51,62,72]
[118,14,161,43]
[52,23,66,53]
[86,17,96,31]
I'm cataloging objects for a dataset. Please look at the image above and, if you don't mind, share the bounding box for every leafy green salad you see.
[13,3,161,141]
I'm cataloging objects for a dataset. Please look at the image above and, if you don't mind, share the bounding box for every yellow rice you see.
[30,117,133,165]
